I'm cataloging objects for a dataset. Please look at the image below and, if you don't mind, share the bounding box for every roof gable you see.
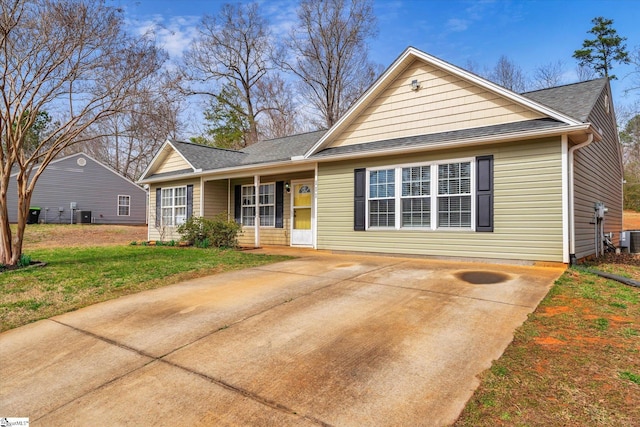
[14,152,145,191]
[140,140,197,180]
[305,47,582,157]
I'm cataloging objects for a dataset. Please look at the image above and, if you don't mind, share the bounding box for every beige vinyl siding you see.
[231,171,314,247]
[203,179,229,219]
[573,86,624,259]
[331,59,545,148]
[148,179,200,241]
[317,138,564,262]
[156,150,192,174]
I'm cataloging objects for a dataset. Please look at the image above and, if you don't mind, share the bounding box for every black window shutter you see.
[234,185,241,224]
[155,188,161,228]
[275,181,284,228]
[476,155,494,232]
[186,185,194,219]
[354,168,366,231]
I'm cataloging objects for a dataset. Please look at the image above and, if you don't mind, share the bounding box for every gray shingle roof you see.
[311,119,568,158]
[151,130,326,177]
[150,79,605,178]
[521,78,606,122]
[168,140,247,170]
[242,130,327,164]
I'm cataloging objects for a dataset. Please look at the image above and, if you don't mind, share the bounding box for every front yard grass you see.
[455,256,640,426]
[0,246,290,332]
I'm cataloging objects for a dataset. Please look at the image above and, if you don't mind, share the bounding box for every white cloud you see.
[129,14,200,60]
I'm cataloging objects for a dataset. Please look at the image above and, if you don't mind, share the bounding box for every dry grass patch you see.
[623,210,640,230]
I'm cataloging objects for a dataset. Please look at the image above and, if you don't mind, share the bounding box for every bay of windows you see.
[367,160,472,230]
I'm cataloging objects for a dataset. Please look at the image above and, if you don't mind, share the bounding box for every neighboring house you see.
[8,153,147,225]
[139,47,622,264]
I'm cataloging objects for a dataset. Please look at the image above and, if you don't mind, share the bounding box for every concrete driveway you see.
[0,252,564,426]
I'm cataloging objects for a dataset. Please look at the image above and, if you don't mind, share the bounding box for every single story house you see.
[139,47,622,264]
[8,152,147,225]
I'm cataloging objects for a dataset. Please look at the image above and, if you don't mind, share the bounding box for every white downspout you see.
[568,132,594,264]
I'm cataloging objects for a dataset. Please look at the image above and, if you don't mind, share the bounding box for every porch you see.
[202,170,316,248]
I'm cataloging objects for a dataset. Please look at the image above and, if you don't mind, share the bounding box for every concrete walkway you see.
[0,252,564,426]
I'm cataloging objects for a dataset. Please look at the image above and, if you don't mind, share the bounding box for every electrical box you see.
[620,231,629,248]
[594,202,608,219]
[70,202,77,210]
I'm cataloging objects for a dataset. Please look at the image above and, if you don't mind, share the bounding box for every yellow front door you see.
[292,182,313,245]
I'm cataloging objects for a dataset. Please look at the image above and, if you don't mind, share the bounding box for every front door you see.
[291,181,313,246]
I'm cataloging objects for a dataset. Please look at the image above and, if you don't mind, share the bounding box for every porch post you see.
[254,174,260,247]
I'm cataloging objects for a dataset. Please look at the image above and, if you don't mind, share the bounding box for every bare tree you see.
[533,60,565,89]
[0,0,165,266]
[182,2,276,147]
[255,73,299,139]
[280,0,379,128]
[463,59,485,77]
[576,63,598,81]
[75,73,182,180]
[625,46,640,94]
[487,55,528,92]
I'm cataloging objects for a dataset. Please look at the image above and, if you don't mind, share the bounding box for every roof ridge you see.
[169,139,245,154]
[521,78,607,95]
[257,128,327,143]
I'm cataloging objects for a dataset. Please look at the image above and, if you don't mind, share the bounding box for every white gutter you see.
[568,132,594,264]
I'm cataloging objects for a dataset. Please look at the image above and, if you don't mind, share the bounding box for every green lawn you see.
[0,246,290,331]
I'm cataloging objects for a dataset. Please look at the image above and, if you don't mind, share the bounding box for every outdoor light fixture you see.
[285,182,291,193]
[411,79,421,91]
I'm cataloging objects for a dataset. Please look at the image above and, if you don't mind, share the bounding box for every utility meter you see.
[594,202,608,219]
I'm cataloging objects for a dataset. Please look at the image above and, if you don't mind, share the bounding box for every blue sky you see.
[117,0,639,125]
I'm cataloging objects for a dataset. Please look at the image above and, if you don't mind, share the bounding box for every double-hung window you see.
[366,159,473,230]
[401,166,430,227]
[437,162,472,228]
[241,183,276,227]
[369,169,395,227]
[118,195,130,216]
[241,185,256,226]
[161,187,186,226]
[259,183,275,227]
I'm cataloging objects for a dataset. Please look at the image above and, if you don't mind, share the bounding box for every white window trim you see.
[241,184,256,227]
[258,182,276,228]
[240,182,276,228]
[365,157,476,231]
[160,186,187,228]
[117,194,130,217]
[367,168,396,229]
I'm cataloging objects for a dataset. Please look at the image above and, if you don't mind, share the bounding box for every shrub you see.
[177,213,241,249]
[17,253,32,268]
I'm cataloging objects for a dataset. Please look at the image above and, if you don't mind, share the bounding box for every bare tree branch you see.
[279,0,379,128]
